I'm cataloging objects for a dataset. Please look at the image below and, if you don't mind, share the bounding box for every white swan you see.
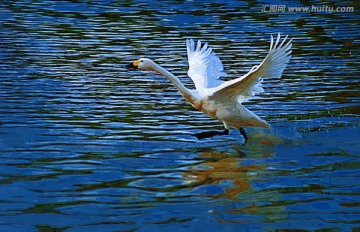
[128,33,292,139]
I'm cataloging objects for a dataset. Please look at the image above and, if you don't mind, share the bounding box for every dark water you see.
[0,0,359,231]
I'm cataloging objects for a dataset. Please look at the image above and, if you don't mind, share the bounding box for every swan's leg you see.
[239,128,248,140]
[193,129,229,140]
[222,122,230,135]
[223,121,231,130]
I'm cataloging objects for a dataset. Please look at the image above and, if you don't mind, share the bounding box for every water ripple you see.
[0,0,359,231]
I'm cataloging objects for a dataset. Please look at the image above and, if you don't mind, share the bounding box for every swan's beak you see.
[126,63,137,69]
[127,60,141,69]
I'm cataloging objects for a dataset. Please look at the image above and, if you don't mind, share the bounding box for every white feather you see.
[210,33,292,104]
[186,39,226,96]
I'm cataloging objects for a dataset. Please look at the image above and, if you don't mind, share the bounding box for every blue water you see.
[0,0,359,231]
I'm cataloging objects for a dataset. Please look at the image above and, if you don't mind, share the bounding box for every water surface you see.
[0,0,359,231]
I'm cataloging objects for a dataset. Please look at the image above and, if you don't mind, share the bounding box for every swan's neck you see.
[151,62,194,100]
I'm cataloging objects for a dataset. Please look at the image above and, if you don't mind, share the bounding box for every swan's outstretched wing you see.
[186,39,226,94]
[210,33,292,104]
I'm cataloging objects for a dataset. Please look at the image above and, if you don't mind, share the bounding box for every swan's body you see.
[129,33,292,138]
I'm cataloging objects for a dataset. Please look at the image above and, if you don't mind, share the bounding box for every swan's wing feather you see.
[186,39,226,92]
[209,33,292,104]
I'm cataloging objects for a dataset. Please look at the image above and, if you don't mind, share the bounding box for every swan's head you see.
[127,58,154,71]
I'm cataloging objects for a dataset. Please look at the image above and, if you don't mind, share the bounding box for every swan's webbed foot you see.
[239,128,248,141]
[194,129,229,140]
